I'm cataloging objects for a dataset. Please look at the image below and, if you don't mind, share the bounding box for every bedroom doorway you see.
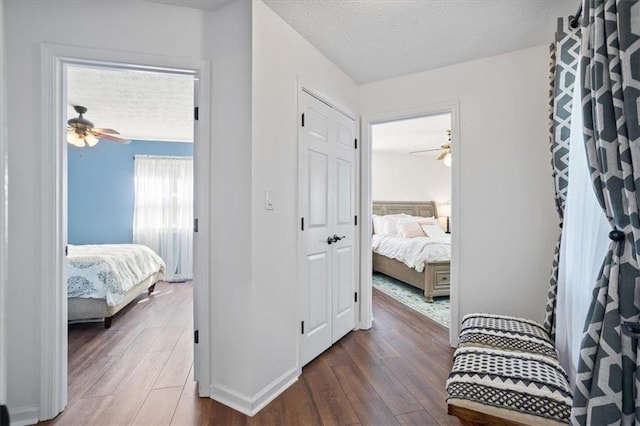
[39,44,211,420]
[63,63,199,404]
[360,102,460,345]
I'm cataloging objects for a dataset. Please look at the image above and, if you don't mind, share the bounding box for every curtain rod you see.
[569,3,582,29]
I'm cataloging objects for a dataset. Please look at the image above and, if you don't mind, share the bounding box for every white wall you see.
[203,0,254,405]
[372,152,451,202]
[250,0,358,401]
[360,45,557,325]
[4,1,204,421]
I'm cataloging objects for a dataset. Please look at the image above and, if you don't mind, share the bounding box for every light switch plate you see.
[265,189,274,210]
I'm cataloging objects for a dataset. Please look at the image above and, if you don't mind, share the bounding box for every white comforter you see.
[66,244,166,307]
[372,234,451,272]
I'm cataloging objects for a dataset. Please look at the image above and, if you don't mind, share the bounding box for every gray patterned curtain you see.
[571,1,640,424]
[543,18,581,339]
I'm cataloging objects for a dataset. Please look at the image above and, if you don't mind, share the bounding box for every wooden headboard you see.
[372,201,439,218]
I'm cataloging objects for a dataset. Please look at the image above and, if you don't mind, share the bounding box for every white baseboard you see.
[250,367,298,415]
[7,405,39,426]
[210,367,299,416]
[210,383,254,416]
[198,380,210,397]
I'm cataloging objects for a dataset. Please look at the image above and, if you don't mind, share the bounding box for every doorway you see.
[62,61,195,362]
[360,102,460,345]
[370,114,452,326]
[39,44,211,420]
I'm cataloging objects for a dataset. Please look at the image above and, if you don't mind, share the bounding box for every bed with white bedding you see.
[372,234,451,272]
[66,244,166,328]
[372,201,451,302]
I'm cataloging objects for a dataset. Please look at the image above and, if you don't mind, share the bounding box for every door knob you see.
[326,236,334,245]
[331,234,346,243]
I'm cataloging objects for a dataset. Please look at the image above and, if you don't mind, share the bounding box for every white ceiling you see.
[67,65,194,142]
[372,113,451,154]
[262,0,576,83]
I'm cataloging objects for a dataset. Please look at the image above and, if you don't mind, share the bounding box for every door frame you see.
[39,43,211,420]
[296,80,360,370]
[0,0,7,409]
[360,101,460,345]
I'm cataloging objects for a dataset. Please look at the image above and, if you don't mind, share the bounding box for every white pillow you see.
[421,224,447,238]
[412,216,440,226]
[372,215,385,235]
[397,220,425,238]
[381,214,407,235]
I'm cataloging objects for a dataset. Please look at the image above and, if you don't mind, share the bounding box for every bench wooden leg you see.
[448,404,528,426]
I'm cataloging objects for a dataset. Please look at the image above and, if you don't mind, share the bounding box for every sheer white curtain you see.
[133,156,193,280]
[555,64,609,386]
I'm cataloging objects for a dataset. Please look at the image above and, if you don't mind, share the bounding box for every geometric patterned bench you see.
[447,314,572,425]
[458,313,558,359]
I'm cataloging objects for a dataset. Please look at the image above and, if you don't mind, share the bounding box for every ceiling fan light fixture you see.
[84,133,99,147]
[66,131,85,148]
[65,105,130,148]
[443,152,452,167]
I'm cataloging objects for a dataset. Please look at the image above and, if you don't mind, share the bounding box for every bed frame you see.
[372,201,451,302]
[68,271,161,328]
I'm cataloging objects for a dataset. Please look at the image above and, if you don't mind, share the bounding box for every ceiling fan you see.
[409,129,452,167]
[66,105,130,148]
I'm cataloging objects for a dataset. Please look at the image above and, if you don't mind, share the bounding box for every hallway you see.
[44,282,457,425]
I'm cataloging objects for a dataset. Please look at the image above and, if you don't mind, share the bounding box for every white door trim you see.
[360,101,461,345]
[300,87,357,122]
[0,0,8,408]
[39,43,212,420]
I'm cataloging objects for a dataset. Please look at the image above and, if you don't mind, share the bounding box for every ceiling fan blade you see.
[409,148,440,154]
[92,128,120,135]
[92,131,131,144]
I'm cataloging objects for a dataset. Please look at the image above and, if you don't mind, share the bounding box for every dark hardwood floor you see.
[43,281,459,425]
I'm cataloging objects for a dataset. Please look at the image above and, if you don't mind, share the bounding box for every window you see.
[133,155,193,280]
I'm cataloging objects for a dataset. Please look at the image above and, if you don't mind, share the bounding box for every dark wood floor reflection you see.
[42,282,459,425]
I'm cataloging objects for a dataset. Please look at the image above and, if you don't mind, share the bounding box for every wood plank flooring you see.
[42,282,459,425]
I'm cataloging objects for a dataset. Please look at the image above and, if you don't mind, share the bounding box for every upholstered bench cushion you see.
[459,313,557,359]
[446,346,571,424]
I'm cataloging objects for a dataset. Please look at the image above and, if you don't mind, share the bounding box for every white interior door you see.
[332,111,356,342]
[299,91,356,366]
[299,93,333,366]
[192,80,202,387]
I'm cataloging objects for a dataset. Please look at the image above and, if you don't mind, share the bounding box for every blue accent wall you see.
[68,140,193,245]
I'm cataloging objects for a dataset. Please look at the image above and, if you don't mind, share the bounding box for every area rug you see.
[372,272,450,328]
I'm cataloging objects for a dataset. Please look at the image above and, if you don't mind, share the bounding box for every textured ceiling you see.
[263,0,577,83]
[372,113,451,154]
[67,66,194,142]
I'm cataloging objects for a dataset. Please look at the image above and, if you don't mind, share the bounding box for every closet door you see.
[298,91,356,366]
[331,111,356,343]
